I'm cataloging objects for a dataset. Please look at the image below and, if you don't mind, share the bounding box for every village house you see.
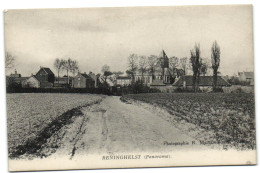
[73,72,98,88]
[23,67,55,88]
[24,75,40,88]
[238,71,254,85]
[116,76,131,86]
[6,70,28,87]
[172,75,231,92]
[10,70,21,78]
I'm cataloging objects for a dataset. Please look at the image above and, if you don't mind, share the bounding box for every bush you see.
[6,82,23,93]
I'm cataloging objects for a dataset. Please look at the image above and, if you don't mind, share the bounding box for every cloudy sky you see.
[4,5,254,76]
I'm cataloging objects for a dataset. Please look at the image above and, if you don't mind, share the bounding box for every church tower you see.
[158,50,169,68]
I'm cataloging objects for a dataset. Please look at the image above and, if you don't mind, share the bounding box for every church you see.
[134,50,181,86]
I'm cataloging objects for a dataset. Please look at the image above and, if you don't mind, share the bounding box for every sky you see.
[4,5,254,77]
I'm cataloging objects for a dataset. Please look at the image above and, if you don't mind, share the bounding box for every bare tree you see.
[62,58,73,84]
[70,60,79,76]
[101,64,110,74]
[138,56,147,81]
[169,56,179,78]
[179,57,188,75]
[53,58,64,83]
[127,54,138,83]
[5,52,15,69]
[169,56,179,70]
[101,65,112,82]
[190,43,202,92]
[211,41,221,91]
[147,55,158,80]
[200,62,207,76]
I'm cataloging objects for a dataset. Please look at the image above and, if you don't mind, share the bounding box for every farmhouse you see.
[21,67,55,88]
[73,72,97,88]
[34,67,55,87]
[116,76,131,86]
[23,75,40,88]
[6,70,28,87]
[173,75,231,91]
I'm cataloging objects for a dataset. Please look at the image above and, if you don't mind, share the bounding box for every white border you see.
[0,0,259,173]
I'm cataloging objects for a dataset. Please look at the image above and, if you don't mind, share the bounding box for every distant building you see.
[238,71,254,85]
[10,70,21,78]
[22,67,55,88]
[73,72,96,88]
[134,50,182,86]
[35,67,55,84]
[54,76,73,87]
[173,75,231,91]
[6,70,28,87]
[116,76,131,86]
[24,75,40,88]
[88,72,100,88]
[99,74,116,87]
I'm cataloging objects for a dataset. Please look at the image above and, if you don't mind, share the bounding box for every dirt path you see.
[46,96,209,159]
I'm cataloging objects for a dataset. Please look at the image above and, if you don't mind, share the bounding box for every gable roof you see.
[79,73,95,81]
[173,75,231,86]
[30,75,40,81]
[38,67,54,75]
[88,72,97,81]
[244,72,254,78]
[80,73,90,78]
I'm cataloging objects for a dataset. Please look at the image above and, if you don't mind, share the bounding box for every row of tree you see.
[53,58,79,84]
[126,54,189,83]
[126,51,213,85]
[125,41,220,91]
[190,41,220,92]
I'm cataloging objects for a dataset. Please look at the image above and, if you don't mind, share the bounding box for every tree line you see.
[190,41,220,92]
[125,41,220,92]
[53,58,79,84]
[126,54,191,83]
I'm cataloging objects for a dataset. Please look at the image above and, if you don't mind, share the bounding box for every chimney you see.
[84,72,86,74]
[15,69,17,74]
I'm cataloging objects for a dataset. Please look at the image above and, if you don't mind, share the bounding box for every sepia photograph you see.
[4,4,256,171]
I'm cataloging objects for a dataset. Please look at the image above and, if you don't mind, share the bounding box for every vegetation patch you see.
[9,100,101,158]
[122,93,256,150]
[7,93,104,158]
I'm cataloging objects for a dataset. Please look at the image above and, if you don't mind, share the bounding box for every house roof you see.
[41,67,54,75]
[88,72,97,81]
[150,79,166,86]
[244,72,254,78]
[80,73,91,78]
[173,75,231,86]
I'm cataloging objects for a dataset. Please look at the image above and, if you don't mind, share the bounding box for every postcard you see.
[4,5,256,171]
